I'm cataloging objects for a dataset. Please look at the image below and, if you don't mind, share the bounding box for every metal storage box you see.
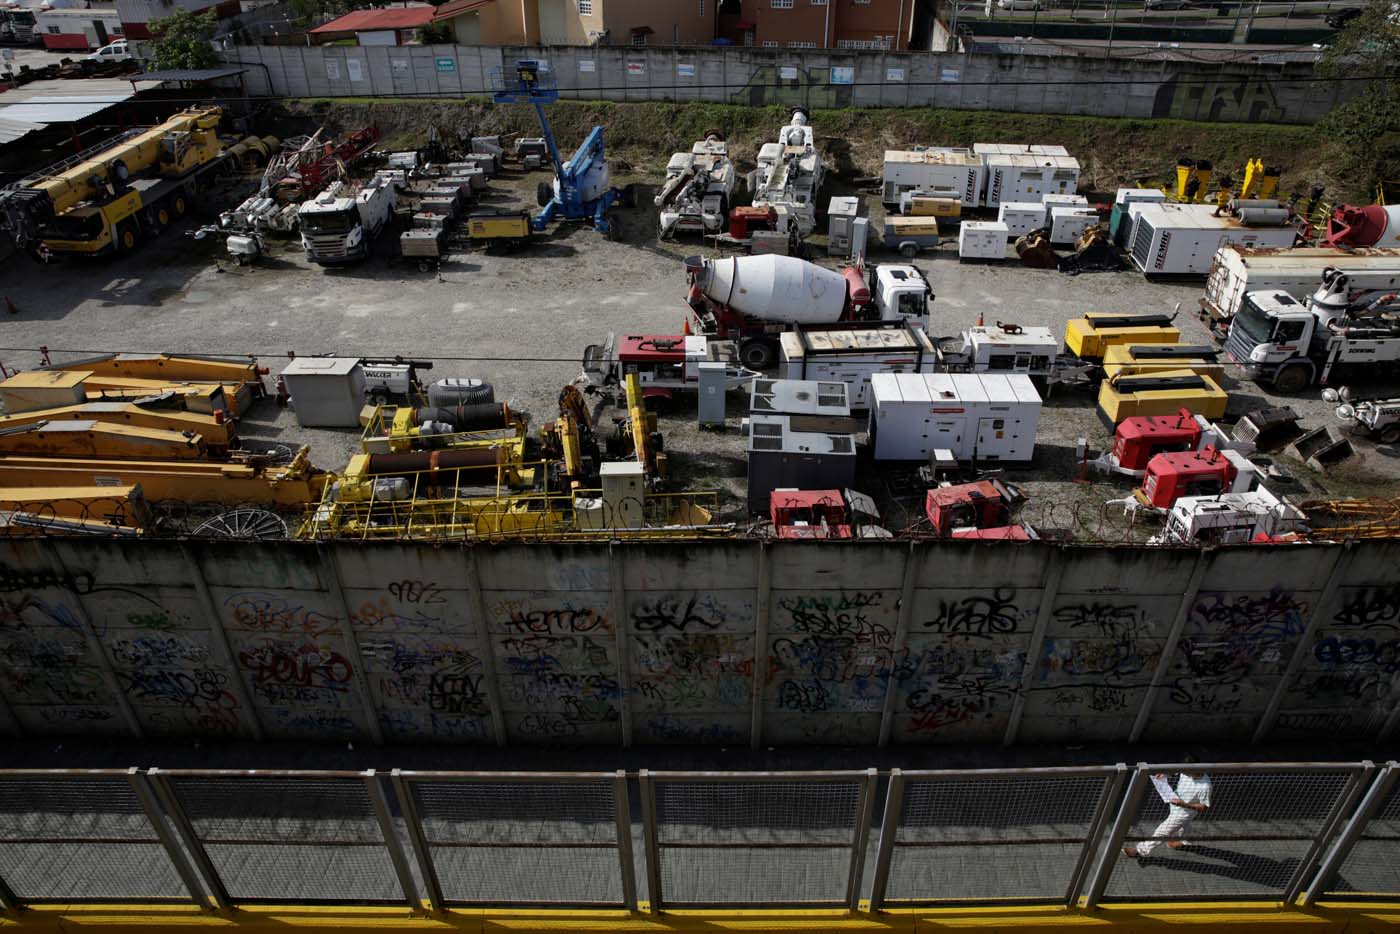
[881,148,984,208]
[959,221,1009,260]
[984,154,1081,209]
[869,372,1042,462]
[1128,202,1299,276]
[1042,193,1089,212]
[414,212,446,230]
[997,201,1045,237]
[746,413,857,513]
[827,196,865,256]
[400,229,444,258]
[281,357,366,428]
[1050,207,1100,244]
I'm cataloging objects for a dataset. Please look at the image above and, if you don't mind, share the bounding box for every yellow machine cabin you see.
[0,107,229,257]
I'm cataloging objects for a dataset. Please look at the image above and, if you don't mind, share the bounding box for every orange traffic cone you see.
[976,311,984,327]
[683,318,692,336]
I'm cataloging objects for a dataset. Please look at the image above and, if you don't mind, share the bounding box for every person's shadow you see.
[1139,844,1300,887]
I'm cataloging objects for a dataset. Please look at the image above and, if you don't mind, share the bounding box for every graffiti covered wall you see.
[229,43,1354,126]
[2,538,1397,746]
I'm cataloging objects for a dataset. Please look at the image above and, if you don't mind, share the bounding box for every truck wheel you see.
[1272,363,1312,395]
[1378,426,1400,445]
[117,222,139,252]
[536,182,553,208]
[155,205,171,229]
[172,194,188,217]
[740,339,776,370]
[900,242,918,259]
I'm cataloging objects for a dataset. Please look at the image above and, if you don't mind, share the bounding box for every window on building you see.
[772,0,794,8]
[631,30,647,44]
[853,0,871,4]
[789,40,816,47]
[699,0,704,15]
[762,39,778,46]
[578,0,592,12]
[811,0,827,5]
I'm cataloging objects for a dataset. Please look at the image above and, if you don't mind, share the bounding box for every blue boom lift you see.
[492,60,630,236]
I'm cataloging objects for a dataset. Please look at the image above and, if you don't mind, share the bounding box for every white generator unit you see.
[1128,202,1299,276]
[1042,193,1089,212]
[1050,207,1100,244]
[959,221,1009,260]
[882,149,984,208]
[974,143,1070,159]
[869,372,1041,462]
[280,357,366,428]
[998,202,1045,237]
[827,196,864,257]
[779,325,937,410]
[746,414,857,513]
[984,154,1081,210]
[1111,188,1169,245]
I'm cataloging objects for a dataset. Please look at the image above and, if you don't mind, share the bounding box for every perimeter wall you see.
[2,538,1397,746]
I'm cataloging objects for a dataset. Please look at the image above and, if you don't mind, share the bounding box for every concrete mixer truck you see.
[684,254,933,369]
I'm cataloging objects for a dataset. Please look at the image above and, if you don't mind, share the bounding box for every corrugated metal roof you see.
[0,115,45,144]
[310,5,435,33]
[129,66,246,82]
[0,91,135,123]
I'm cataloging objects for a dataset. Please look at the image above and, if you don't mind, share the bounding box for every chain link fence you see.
[1,763,1397,912]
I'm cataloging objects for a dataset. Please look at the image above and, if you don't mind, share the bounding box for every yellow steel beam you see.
[3,903,1400,934]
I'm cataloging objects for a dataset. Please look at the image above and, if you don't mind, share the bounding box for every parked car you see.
[997,0,1044,10]
[84,39,131,62]
[1325,7,1362,28]
[1145,0,1193,10]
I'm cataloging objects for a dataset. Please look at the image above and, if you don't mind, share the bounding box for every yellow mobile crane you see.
[0,106,231,258]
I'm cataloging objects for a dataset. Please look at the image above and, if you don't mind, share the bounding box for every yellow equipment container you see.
[0,447,327,507]
[1064,313,1182,361]
[468,211,532,245]
[0,420,205,459]
[906,197,960,218]
[0,401,234,449]
[1101,343,1225,381]
[885,215,943,237]
[0,484,148,536]
[1096,368,1228,428]
[0,370,89,413]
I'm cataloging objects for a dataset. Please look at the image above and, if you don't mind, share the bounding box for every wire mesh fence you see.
[1096,763,1368,904]
[392,771,633,908]
[872,767,1122,906]
[150,769,409,905]
[0,769,195,903]
[640,770,877,909]
[2,764,1397,912]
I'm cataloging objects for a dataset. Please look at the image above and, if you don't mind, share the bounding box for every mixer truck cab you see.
[871,263,933,329]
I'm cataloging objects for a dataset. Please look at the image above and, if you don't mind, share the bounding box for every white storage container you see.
[1127,202,1300,276]
[1042,193,1089,212]
[958,221,1009,261]
[869,372,1041,462]
[997,202,1045,237]
[827,196,864,256]
[1049,207,1100,244]
[779,325,937,410]
[281,357,366,427]
[881,149,984,208]
[984,154,1081,209]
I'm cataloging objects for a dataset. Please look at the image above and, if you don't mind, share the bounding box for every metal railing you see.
[1,762,1397,913]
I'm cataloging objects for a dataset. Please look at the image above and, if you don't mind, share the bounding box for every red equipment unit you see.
[926,480,1015,538]
[1322,204,1400,248]
[771,490,853,539]
[1111,408,1202,473]
[952,526,1033,541]
[729,205,777,240]
[1138,445,1238,510]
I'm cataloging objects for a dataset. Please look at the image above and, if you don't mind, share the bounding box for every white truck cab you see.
[870,264,932,329]
[298,175,397,266]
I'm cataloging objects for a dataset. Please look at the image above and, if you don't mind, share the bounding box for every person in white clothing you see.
[1123,763,1212,859]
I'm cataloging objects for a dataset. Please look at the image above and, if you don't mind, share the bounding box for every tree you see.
[1314,0,1400,200]
[148,9,222,71]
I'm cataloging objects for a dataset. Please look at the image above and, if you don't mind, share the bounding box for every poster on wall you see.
[886,67,905,82]
[347,58,364,81]
[325,59,340,80]
[435,56,455,73]
[391,59,410,78]
[626,61,645,76]
[779,65,798,79]
[677,63,695,78]
[579,59,595,72]
[830,66,855,85]
[941,68,960,82]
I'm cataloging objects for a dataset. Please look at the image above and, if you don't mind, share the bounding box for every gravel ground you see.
[2,164,1397,538]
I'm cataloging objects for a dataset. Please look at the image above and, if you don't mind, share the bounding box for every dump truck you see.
[1200,245,1400,333]
[1226,269,1400,392]
[0,107,232,259]
[685,254,933,369]
[298,174,398,265]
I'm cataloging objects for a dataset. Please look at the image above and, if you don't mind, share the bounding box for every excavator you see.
[0,106,257,259]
